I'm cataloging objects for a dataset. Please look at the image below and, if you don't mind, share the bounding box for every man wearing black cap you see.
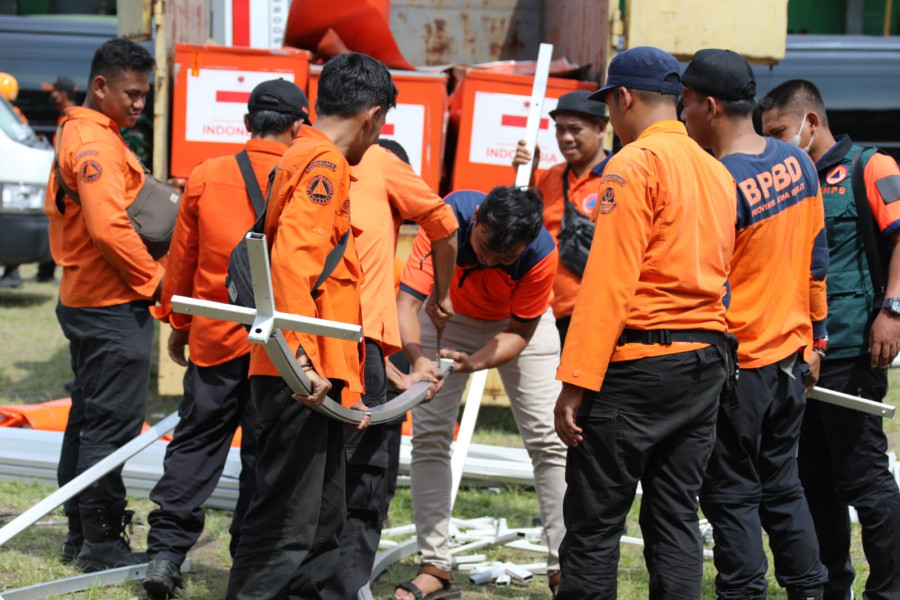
[554,46,737,599]
[512,90,610,344]
[142,78,310,599]
[681,48,829,600]
[33,76,80,284]
[43,76,79,127]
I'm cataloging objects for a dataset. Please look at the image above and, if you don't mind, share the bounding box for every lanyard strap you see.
[561,165,573,208]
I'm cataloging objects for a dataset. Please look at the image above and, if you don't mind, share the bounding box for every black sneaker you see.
[143,558,185,599]
[0,269,22,289]
[60,539,82,564]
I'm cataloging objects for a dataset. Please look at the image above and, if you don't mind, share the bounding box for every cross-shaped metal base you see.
[172,232,450,425]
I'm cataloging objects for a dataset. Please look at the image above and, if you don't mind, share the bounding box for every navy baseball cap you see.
[681,49,756,101]
[589,46,682,102]
[248,78,310,122]
[549,90,608,121]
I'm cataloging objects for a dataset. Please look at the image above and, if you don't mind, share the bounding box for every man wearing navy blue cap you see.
[554,46,738,599]
[682,48,829,600]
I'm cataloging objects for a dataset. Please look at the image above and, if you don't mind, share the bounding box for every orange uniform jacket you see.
[558,121,737,392]
[401,191,558,322]
[721,138,828,367]
[151,139,288,367]
[349,145,458,356]
[535,159,608,319]
[44,106,163,307]
[248,125,364,394]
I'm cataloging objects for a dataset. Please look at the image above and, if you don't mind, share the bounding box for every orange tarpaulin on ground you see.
[0,399,185,444]
[284,0,415,70]
[0,398,71,430]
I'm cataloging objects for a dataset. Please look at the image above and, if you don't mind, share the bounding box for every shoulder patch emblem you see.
[601,173,626,186]
[597,187,616,215]
[75,150,98,162]
[307,160,337,172]
[306,174,335,205]
[80,160,103,184]
[825,165,847,186]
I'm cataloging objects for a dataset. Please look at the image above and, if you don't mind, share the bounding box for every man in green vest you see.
[761,79,900,600]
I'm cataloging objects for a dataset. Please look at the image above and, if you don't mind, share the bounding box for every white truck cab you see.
[0,95,54,266]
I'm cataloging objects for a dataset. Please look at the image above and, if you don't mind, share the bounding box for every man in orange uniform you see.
[554,46,737,599]
[321,141,458,600]
[394,186,563,600]
[512,90,610,342]
[33,76,79,283]
[142,79,310,599]
[44,75,79,125]
[761,80,900,600]
[681,49,829,600]
[43,38,161,571]
[226,52,397,600]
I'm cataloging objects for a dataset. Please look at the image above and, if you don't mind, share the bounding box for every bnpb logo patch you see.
[581,193,598,214]
[826,165,848,186]
[80,160,102,183]
[306,175,334,205]
[597,187,616,215]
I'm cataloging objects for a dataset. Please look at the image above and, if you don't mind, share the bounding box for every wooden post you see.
[886,0,894,36]
[152,0,169,181]
[152,0,211,396]
[603,4,623,152]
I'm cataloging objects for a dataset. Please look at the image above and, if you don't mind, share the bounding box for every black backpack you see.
[225,151,349,316]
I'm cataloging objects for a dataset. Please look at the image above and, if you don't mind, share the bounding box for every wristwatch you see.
[882,297,900,316]
[812,337,828,357]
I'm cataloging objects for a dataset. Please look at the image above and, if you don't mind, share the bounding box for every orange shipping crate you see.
[307,65,448,193]
[449,71,595,193]
[170,44,311,179]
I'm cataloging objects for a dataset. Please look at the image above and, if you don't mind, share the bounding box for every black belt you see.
[616,328,725,347]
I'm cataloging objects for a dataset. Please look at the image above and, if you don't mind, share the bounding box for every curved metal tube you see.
[172,233,452,426]
[263,328,452,425]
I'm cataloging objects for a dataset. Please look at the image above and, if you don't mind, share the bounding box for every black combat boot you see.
[143,558,185,599]
[787,586,825,600]
[60,510,83,563]
[73,506,144,572]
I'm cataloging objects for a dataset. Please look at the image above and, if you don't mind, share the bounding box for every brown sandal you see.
[548,571,561,598]
[392,565,461,600]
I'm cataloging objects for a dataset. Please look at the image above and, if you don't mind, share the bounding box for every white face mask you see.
[787,114,815,153]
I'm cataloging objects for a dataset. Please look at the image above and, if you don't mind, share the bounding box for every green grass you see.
[0,262,897,598]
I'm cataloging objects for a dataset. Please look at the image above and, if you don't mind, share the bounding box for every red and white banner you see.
[225,0,292,49]
[185,69,297,143]
[468,91,562,169]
